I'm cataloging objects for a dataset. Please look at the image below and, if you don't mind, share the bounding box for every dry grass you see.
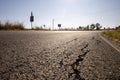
[0,21,24,30]
[103,29,120,41]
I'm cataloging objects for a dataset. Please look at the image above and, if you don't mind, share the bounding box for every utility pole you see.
[52,19,54,30]
[30,12,34,29]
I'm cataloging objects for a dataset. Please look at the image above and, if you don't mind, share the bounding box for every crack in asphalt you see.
[59,42,90,80]
[0,37,89,80]
[1,32,120,80]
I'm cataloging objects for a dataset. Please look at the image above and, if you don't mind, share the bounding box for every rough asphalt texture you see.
[0,31,120,80]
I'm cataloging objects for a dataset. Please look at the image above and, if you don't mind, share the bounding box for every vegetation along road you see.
[0,31,120,80]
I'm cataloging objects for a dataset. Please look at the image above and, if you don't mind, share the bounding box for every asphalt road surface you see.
[0,31,120,80]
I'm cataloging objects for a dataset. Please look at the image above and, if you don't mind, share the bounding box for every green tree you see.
[96,23,102,30]
[90,24,95,30]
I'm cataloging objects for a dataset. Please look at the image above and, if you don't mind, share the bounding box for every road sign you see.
[30,12,34,22]
[58,24,61,27]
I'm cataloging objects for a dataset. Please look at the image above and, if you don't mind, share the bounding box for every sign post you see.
[58,24,61,30]
[30,12,34,29]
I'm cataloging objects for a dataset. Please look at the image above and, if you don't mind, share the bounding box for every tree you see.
[116,25,120,30]
[87,25,89,30]
[96,23,102,30]
[90,24,95,30]
[78,26,82,30]
[104,27,106,30]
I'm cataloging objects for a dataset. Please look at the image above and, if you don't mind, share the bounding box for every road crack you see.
[59,42,90,80]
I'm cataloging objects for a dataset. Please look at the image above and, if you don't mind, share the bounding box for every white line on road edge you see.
[99,33,120,53]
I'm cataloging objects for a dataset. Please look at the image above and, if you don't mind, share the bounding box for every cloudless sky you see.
[0,0,120,29]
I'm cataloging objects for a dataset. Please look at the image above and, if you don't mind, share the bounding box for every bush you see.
[103,30,120,41]
[103,31,112,37]
[0,20,25,30]
[12,22,24,30]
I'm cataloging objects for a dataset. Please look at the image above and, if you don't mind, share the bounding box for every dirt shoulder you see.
[101,32,120,52]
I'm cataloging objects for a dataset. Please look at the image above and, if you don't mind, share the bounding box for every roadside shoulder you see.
[99,33,120,53]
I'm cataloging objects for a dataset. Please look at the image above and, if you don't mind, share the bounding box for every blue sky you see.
[0,0,120,29]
